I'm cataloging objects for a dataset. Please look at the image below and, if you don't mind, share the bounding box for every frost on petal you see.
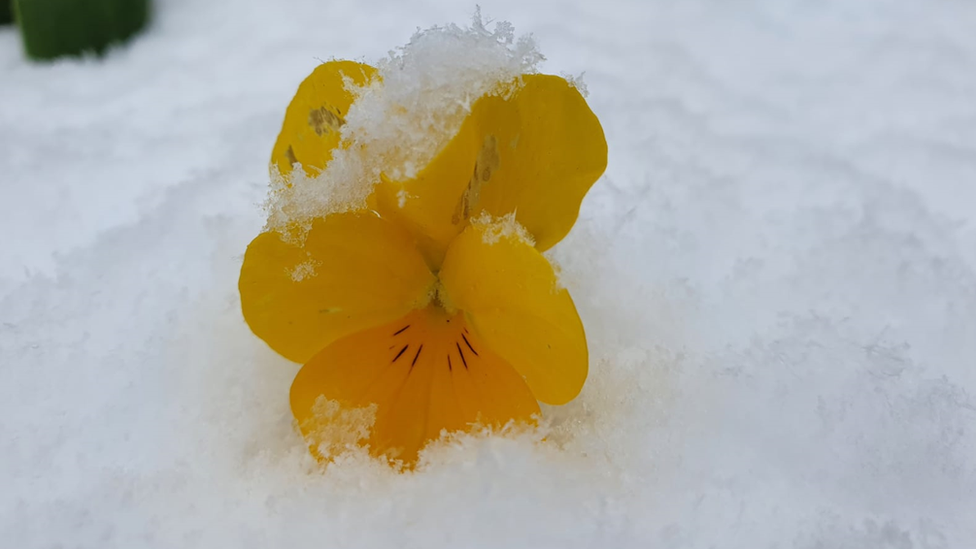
[264,12,543,241]
[300,397,378,461]
[470,211,536,247]
[288,260,319,282]
[561,72,589,97]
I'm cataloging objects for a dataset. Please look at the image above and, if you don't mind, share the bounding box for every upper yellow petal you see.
[475,75,607,251]
[372,117,483,268]
[239,212,436,363]
[438,219,588,405]
[374,74,606,266]
[270,60,376,178]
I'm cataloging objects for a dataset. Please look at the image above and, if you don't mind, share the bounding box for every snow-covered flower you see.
[239,60,607,467]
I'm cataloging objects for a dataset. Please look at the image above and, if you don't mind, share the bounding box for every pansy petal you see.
[373,118,482,267]
[270,60,376,178]
[291,307,539,466]
[375,74,606,264]
[239,212,436,364]
[439,221,588,405]
[475,75,607,251]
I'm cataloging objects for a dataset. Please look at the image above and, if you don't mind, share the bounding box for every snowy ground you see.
[2,0,976,547]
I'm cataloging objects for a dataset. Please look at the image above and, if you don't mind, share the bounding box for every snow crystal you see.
[471,211,535,246]
[303,397,377,460]
[2,1,976,548]
[561,71,589,97]
[287,254,321,282]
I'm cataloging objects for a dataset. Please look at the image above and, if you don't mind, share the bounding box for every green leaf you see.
[14,0,151,60]
[0,1,12,26]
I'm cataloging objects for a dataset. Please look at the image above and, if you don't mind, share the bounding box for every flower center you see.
[387,307,479,376]
[429,276,458,315]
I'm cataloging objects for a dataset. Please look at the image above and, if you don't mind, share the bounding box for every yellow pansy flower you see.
[239,60,607,466]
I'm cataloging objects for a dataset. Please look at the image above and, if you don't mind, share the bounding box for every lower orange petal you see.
[290,306,539,467]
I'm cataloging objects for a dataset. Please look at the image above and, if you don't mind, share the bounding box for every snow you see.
[2,0,975,547]
[473,212,535,246]
[265,16,542,236]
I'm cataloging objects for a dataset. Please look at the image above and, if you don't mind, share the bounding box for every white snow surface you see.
[2,0,976,547]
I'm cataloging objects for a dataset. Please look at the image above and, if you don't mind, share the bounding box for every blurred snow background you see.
[2,0,975,547]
